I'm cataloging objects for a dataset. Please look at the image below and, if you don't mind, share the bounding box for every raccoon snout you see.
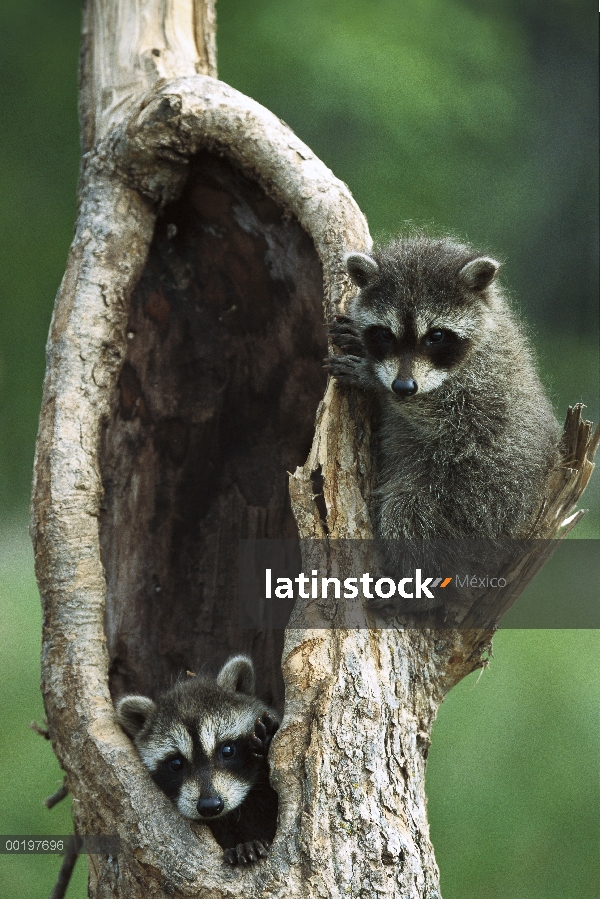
[197,795,225,818]
[392,378,418,397]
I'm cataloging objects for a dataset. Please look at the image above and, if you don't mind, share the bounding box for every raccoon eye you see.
[365,326,396,357]
[424,329,447,346]
[370,327,395,345]
[220,742,236,760]
[167,755,184,772]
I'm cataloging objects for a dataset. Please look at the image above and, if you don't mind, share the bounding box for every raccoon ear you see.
[344,252,380,288]
[217,655,256,695]
[459,256,500,292]
[116,695,156,738]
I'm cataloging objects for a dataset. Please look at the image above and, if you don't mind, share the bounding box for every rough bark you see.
[30,2,598,898]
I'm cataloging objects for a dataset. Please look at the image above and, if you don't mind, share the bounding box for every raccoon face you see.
[116,656,273,821]
[345,247,500,399]
[362,322,471,396]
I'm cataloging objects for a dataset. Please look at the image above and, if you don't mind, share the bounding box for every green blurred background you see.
[0,1,597,897]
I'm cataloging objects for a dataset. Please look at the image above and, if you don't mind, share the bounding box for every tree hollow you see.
[100,149,327,708]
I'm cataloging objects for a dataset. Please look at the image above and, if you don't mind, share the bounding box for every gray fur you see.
[327,235,559,612]
[116,694,156,739]
[345,251,380,288]
[458,256,499,291]
[216,654,256,695]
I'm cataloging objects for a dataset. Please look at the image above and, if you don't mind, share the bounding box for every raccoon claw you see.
[224,839,270,865]
[327,316,364,355]
[331,314,356,328]
[330,337,364,354]
[323,354,366,386]
[251,712,279,758]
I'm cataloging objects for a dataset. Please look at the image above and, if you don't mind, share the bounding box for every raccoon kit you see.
[326,235,558,612]
[116,655,279,865]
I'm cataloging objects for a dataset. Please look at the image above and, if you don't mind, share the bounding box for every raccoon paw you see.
[250,712,279,758]
[327,315,364,355]
[223,839,270,865]
[323,353,368,387]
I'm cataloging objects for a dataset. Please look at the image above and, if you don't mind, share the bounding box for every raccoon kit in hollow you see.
[326,235,559,613]
[116,655,279,865]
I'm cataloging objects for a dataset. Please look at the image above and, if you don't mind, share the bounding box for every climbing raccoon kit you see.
[326,235,558,612]
[116,655,279,865]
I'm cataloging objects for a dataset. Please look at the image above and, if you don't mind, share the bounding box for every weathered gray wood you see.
[31,2,598,897]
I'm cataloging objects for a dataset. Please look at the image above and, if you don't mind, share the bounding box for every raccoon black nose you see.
[197,796,224,818]
[392,378,418,397]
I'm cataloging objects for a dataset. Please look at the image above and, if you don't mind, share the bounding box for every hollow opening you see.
[99,148,326,709]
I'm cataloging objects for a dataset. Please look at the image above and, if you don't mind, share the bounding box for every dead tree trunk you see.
[31,2,598,897]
